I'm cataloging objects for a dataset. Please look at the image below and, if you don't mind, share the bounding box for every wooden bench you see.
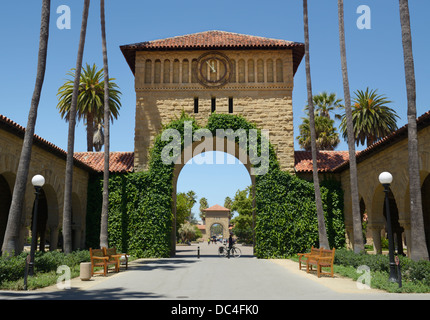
[103,247,129,271]
[297,246,321,270]
[306,248,336,278]
[90,248,119,276]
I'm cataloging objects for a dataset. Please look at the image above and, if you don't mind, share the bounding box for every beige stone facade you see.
[337,117,430,258]
[201,205,231,242]
[121,32,304,173]
[0,116,91,253]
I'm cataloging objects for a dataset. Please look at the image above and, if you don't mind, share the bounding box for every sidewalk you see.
[270,258,386,294]
[38,244,379,295]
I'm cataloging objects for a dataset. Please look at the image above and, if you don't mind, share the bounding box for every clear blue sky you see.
[1,1,429,216]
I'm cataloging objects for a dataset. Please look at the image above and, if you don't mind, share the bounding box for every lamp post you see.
[27,175,45,277]
[378,172,398,283]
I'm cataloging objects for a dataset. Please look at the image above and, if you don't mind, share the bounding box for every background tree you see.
[199,197,208,221]
[56,63,121,151]
[2,0,51,256]
[399,0,429,261]
[306,91,343,119]
[224,196,233,218]
[338,0,364,253]
[231,187,253,217]
[297,114,340,151]
[230,186,254,243]
[302,0,329,249]
[63,0,90,254]
[339,88,399,147]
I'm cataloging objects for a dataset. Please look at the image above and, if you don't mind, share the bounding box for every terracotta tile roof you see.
[120,30,304,75]
[0,114,93,172]
[203,204,230,212]
[74,152,134,173]
[333,109,430,172]
[294,150,350,173]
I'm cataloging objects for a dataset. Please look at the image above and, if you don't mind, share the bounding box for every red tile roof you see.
[294,150,350,173]
[120,30,304,75]
[74,152,134,173]
[203,204,230,212]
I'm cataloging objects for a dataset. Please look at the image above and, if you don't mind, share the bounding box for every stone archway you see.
[421,173,430,258]
[171,136,256,255]
[204,204,231,242]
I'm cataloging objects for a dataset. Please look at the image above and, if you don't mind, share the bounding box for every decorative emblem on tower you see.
[195,51,232,87]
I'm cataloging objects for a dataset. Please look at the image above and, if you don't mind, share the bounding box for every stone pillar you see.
[368,224,383,254]
[400,219,411,258]
[49,225,59,251]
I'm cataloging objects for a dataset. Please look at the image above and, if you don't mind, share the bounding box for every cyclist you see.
[228,233,233,258]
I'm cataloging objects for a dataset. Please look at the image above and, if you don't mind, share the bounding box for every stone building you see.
[0,114,91,253]
[120,30,305,173]
[295,111,430,258]
[201,204,231,242]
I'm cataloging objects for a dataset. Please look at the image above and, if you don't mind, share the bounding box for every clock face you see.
[196,52,232,87]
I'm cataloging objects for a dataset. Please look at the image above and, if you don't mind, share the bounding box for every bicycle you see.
[218,244,241,258]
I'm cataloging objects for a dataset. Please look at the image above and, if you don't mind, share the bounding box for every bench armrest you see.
[92,256,109,260]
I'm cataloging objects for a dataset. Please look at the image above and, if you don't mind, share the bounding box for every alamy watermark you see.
[57,5,71,30]
[356,265,371,289]
[56,265,71,289]
[357,5,371,30]
[161,121,270,175]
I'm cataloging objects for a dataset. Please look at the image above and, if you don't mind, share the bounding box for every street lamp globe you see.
[31,174,45,187]
[378,172,393,185]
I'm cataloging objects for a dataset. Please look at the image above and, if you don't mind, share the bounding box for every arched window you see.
[144,59,152,84]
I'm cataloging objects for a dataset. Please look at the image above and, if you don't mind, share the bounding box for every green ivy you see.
[86,113,345,259]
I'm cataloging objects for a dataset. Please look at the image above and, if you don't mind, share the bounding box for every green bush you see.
[334,248,430,288]
[0,250,90,286]
[254,169,345,258]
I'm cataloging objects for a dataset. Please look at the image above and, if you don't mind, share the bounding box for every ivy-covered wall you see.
[86,113,345,258]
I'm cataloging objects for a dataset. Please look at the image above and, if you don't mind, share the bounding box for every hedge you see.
[0,250,90,286]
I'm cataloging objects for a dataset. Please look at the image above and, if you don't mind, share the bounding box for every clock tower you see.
[120,30,304,172]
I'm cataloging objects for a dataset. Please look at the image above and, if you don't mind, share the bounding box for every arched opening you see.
[31,188,48,252]
[0,173,13,251]
[421,173,430,258]
[383,189,404,255]
[174,149,253,255]
[210,223,224,242]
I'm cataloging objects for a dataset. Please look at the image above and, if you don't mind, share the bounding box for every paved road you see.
[1,243,430,302]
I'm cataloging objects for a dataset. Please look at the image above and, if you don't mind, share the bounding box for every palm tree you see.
[399,0,429,261]
[297,115,340,151]
[302,0,329,249]
[2,0,51,256]
[199,197,208,221]
[307,92,343,119]
[56,63,121,151]
[63,0,90,254]
[100,0,110,249]
[339,88,399,147]
[338,0,364,253]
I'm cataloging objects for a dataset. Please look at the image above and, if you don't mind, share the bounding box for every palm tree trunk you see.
[100,0,110,249]
[1,0,51,256]
[399,0,429,261]
[63,0,90,254]
[86,114,95,152]
[302,0,329,249]
[338,0,364,253]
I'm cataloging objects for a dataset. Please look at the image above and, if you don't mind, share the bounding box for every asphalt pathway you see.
[1,243,430,302]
